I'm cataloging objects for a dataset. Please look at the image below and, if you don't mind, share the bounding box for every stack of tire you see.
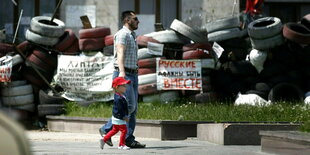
[21,16,68,117]
[169,19,220,103]
[229,17,284,103]
[277,13,310,103]
[181,43,218,103]
[0,80,35,119]
[23,16,65,89]
[233,15,310,104]
[136,35,177,103]
[78,27,111,52]
[25,16,65,47]
[139,27,193,103]
[247,17,284,50]
[205,16,250,62]
[205,16,247,42]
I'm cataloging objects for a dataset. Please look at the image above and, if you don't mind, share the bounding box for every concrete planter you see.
[197,123,300,145]
[46,116,210,140]
[260,131,310,155]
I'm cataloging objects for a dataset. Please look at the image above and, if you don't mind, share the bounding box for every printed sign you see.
[212,42,224,59]
[0,56,12,82]
[156,58,202,90]
[55,52,114,101]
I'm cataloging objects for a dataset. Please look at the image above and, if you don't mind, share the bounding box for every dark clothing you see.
[112,93,128,120]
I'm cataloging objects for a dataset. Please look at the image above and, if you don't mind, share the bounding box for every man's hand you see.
[124,117,129,122]
[118,71,126,78]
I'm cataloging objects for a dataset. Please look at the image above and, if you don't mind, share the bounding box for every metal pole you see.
[51,0,63,22]
[13,9,23,44]
[232,0,237,16]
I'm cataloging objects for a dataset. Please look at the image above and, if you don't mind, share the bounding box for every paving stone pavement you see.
[27,130,273,155]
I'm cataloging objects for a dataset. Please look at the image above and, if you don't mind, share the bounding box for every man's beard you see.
[129,23,138,30]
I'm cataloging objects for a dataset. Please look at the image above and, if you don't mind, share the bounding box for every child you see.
[100,77,130,150]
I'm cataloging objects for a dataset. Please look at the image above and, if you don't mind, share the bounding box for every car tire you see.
[268,83,304,103]
[2,94,34,106]
[204,16,240,33]
[39,89,66,105]
[283,22,310,44]
[170,19,208,43]
[1,84,33,97]
[30,16,65,38]
[208,28,244,42]
[79,38,105,51]
[138,73,156,85]
[54,29,78,52]
[79,27,111,39]
[138,83,159,95]
[137,36,160,47]
[144,30,189,44]
[250,33,284,50]
[248,17,282,39]
[37,104,65,117]
[25,29,59,46]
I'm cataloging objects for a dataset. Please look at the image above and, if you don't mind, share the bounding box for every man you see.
[99,10,146,148]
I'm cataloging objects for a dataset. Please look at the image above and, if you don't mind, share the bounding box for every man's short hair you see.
[121,10,136,24]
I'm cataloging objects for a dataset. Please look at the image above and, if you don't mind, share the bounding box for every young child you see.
[100,77,130,150]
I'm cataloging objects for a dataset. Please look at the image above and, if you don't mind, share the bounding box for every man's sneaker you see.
[98,128,104,137]
[118,145,130,150]
[126,140,146,148]
[99,139,105,149]
[98,128,113,146]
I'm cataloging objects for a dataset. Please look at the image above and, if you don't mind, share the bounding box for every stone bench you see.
[46,115,210,140]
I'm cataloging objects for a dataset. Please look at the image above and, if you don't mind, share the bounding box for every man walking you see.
[99,10,146,148]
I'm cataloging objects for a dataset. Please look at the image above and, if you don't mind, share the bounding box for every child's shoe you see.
[118,145,130,150]
[99,139,105,149]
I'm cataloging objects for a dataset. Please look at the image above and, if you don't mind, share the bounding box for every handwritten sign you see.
[55,52,114,101]
[0,56,12,82]
[156,58,202,90]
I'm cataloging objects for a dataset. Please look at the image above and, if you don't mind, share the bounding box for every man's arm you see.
[116,43,126,77]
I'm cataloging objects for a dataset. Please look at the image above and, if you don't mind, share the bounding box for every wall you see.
[59,0,119,36]
[0,0,15,43]
[181,0,240,29]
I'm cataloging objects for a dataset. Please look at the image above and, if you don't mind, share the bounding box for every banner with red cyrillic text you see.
[156,58,202,90]
[0,56,12,82]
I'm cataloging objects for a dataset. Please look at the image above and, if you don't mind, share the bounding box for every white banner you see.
[55,52,114,101]
[0,56,12,82]
[156,58,202,90]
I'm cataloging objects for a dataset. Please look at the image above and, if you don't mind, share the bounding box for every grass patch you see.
[299,120,310,133]
[65,101,310,123]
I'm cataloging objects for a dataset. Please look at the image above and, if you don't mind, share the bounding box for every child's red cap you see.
[112,77,131,88]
